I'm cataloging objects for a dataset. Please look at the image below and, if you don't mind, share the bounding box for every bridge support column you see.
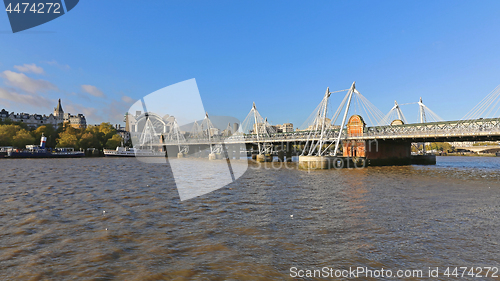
[251,144,258,160]
[177,152,184,158]
[298,155,334,169]
[256,154,267,162]
[286,143,293,162]
[277,150,284,162]
[411,154,436,165]
[364,139,413,166]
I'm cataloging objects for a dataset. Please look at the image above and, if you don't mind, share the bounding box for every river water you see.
[0,156,499,280]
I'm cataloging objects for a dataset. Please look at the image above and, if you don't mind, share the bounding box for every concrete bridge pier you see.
[349,138,436,166]
[255,152,273,162]
[250,144,258,160]
[412,154,436,165]
[256,154,266,162]
[298,155,335,169]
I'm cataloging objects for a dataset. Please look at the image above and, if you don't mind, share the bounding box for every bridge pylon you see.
[163,117,188,157]
[240,102,275,160]
[381,97,442,125]
[199,112,223,159]
[301,87,332,157]
[418,97,426,123]
[301,82,356,158]
[298,82,357,168]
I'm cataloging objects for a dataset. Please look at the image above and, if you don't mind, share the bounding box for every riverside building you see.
[0,99,87,129]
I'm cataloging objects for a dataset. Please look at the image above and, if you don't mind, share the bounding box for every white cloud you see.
[14,63,45,74]
[0,87,52,108]
[121,95,134,103]
[1,70,57,94]
[81,84,105,98]
[43,60,70,70]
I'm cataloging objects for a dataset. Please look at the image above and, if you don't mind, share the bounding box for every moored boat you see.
[104,146,165,157]
[5,135,84,158]
[0,146,14,158]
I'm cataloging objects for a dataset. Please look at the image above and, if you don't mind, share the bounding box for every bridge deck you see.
[141,117,500,146]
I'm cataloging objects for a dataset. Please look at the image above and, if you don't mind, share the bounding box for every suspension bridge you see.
[130,82,500,168]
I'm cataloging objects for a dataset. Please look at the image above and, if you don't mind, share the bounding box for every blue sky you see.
[1,0,500,126]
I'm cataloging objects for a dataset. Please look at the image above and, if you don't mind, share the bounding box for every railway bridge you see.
[130,82,500,168]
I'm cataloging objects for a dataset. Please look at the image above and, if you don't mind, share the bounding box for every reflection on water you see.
[0,156,499,280]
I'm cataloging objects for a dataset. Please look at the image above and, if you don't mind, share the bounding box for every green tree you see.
[12,129,35,148]
[79,132,99,150]
[105,134,122,149]
[98,122,115,137]
[57,131,78,148]
[0,124,22,146]
[55,124,87,149]
[84,123,118,149]
[52,122,121,150]
[98,123,117,146]
[426,142,453,153]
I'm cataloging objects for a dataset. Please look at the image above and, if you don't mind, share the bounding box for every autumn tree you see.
[56,129,79,148]
[426,142,454,153]
[12,129,35,148]
[79,132,99,150]
[53,122,122,150]
[105,134,122,149]
[0,124,20,146]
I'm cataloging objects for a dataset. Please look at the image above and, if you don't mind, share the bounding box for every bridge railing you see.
[364,118,500,138]
[159,129,343,145]
[146,117,500,145]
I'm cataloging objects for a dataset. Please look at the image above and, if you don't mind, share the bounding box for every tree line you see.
[0,119,123,150]
[412,142,454,153]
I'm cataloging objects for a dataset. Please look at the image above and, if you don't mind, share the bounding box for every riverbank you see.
[440,153,499,157]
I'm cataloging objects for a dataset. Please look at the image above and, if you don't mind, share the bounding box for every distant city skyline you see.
[0,98,87,129]
[1,1,500,126]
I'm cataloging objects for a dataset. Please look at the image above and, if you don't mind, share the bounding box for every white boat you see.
[104,147,165,157]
